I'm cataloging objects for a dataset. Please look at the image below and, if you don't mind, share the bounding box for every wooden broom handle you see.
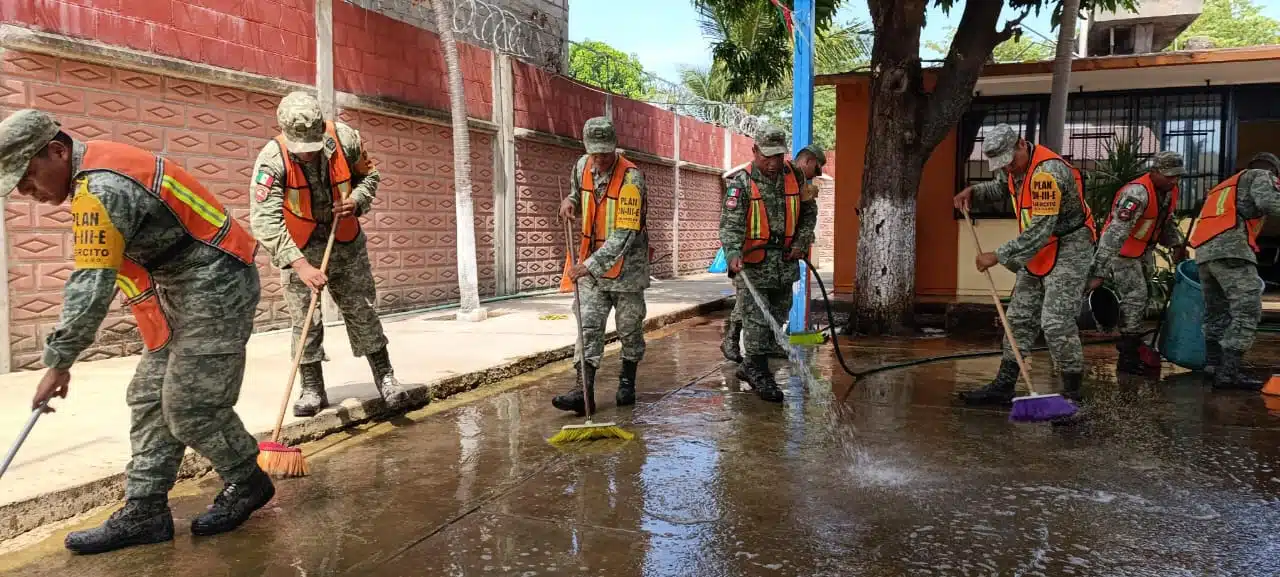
[270,204,344,442]
[961,208,1038,395]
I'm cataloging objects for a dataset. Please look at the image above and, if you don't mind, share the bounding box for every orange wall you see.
[833,81,959,296]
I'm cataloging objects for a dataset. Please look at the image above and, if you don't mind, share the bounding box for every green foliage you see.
[1084,136,1148,232]
[1173,0,1280,49]
[926,27,1055,62]
[567,40,652,99]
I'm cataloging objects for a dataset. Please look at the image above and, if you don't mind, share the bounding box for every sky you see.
[567,0,1280,83]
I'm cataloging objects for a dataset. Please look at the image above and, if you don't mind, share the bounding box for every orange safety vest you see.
[742,162,801,264]
[79,141,258,352]
[1102,174,1178,258]
[579,155,642,279]
[1189,171,1266,252]
[1008,145,1096,277]
[275,121,360,249]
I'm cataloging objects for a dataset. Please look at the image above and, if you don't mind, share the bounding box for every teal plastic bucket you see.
[1159,261,1206,370]
[1159,260,1266,369]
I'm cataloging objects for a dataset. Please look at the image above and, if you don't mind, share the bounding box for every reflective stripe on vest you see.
[742,162,801,264]
[1189,171,1266,252]
[276,121,359,249]
[79,141,257,352]
[579,155,640,280]
[1101,174,1178,259]
[1007,145,1096,277]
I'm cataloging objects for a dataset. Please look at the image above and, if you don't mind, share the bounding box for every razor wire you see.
[377,0,566,70]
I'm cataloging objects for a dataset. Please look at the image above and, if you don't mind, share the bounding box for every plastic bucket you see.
[1159,260,1266,370]
[1078,286,1120,331]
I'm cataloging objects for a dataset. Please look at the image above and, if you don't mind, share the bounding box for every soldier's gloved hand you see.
[559,198,575,221]
[291,258,328,292]
[787,247,806,261]
[975,252,999,272]
[32,367,70,413]
[1087,277,1104,294]
[334,197,357,219]
[953,187,974,212]
[568,263,591,280]
[728,257,743,274]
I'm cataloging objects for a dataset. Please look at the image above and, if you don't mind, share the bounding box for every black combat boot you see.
[292,362,328,417]
[1203,341,1223,377]
[1116,336,1146,376]
[1214,348,1266,391]
[1061,372,1084,401]
[721,320,743,363]
[191,467,276,537]
[64,496,173,554]
[617,360,638,407]
[553,364,597,416]
[369,347,412,410]
[958,359,1019,406]
[737,355,784,402]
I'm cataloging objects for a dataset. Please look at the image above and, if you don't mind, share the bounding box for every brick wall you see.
[513,138,577,291]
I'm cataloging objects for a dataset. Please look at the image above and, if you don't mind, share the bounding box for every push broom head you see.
[788,331,828,346]
[1009,393,1078,423]
[1262,375,1280,397]
[547,420,635,445]
[258,441,309,478]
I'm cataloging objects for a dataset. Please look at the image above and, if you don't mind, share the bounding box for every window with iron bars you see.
[957,89,1229,220]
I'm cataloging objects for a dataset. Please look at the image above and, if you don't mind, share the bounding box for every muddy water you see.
[3,316,1280,576]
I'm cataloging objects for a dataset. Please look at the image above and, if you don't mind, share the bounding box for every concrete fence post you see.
[492,53,517,295]
[0,193,11,373]
[670,111,681,276]
[315,0,339,320]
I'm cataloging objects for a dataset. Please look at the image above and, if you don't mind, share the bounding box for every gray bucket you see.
[1079,286,1120,331]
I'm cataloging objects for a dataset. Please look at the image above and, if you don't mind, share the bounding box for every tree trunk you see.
[430,0,482,314]
[1043,0,1081,153]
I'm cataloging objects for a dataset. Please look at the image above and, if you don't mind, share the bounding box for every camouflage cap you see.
[1149,151,1185,177]
[982,124,1020,172]
[276,91,326,154]
[800,144,826,175]
[755,125,788,157]
[582,117,616,154]
[1249,152,1280,174]
[0,109,61,196]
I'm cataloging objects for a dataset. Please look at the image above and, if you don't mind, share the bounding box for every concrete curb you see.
[0,297,729,543]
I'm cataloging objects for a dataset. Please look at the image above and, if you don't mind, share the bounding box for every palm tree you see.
[428,0,484,319]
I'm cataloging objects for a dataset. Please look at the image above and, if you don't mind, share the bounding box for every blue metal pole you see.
[789,0,815,335]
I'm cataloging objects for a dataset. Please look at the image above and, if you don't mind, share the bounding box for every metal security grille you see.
[959,88,1229,218]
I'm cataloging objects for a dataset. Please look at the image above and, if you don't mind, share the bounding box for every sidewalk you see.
[0,273,735,541]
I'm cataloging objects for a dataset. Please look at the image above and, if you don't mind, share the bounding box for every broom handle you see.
[270,210,342,442]
[559,178,593,422]
[0,402,46,480]
[962,208,1037,395]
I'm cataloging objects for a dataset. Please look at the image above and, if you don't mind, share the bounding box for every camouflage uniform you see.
[720,127,819,402]
[960,124,1094,404]
[0,109,274,554]
[552,117,650,415]
[1090,152,1187,373]
[249,92,407,416]
[1193,153,1280,388]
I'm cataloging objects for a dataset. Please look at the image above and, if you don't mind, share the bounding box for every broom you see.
[962,208,1077,423]
[0,401,48,480]
[258,205,343,478]
[547,179,634,445]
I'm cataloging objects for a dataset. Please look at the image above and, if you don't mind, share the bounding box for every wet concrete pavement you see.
[4,315,1280,576]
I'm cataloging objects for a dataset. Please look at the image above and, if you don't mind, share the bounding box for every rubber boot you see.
[1203,341,1222,377]
[291,362,328,417]
[720,320,743,363]
[617,360,638,407]
[1115,336,1146,376]
[1061,372,1084,401]
[1214,348,1266,391]
[958,359,1019,406]
[369,347,412,410]
[552,364,596,417]
[191,467,276,537]
[738,355,783,402]
[64,497,173,555]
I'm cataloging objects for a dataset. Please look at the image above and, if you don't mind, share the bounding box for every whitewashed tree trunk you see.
[430,0,484,319]
[1044,0,1080,153]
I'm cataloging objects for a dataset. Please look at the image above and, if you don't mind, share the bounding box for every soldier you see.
[952,124,1097,403]
[554,117,650,416]
[1187,152,1280,389]
[1088,151,1187,375]
[249,91,409,417]
[720,144,825,364]
[720,126,819,402]
[5,109,273,553]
